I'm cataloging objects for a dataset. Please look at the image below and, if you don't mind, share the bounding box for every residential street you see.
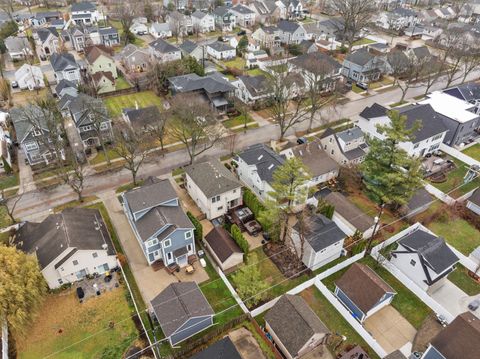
[12,70,480,221]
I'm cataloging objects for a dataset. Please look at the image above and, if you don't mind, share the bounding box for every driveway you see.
[430,280,480,319]
[364,306,416,355]
[229,327,265,359]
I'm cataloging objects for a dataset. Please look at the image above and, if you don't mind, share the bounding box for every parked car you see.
[468,299,480,311]
[237,30,246,36]
[11,81,18,89]
[436,313,448,327]
[76,287,85,301]
[356,82,368,91]
[297,137,307,144]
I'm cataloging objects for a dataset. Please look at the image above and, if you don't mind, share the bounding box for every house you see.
[319,127,368,166]
[33,27,60,57]
[234,75,272,105]
[400,188,433,218]
[421,312,480,359]
[277,20,306,44]
[377,8,420,30]
[55,79,78,98]
[14,64,45,91]
[358,102,449,157]
[421,25,443,41]
[162,0,188,10]
[71,1,104,25]
[298,40,317,54]
[443,82,480,103]
[420,91,480,146]
[467,188,480,215]
[265,294,329,359]
[149,22,172,39]
[149,38,182,63]
[291,213,346,270]
[204,226,243,271]
[14,207,117,289]
[0,126,12,174]
[281,139,340,190]
[252,26,282,49]
[334,263,396,323]
[230,4,256,27]
[235,143,285,202]
[150,282,214,346]
[168,72,235,112]
[10,105,61,166]
[342,48,385,83]
[390,224,459,292]
[95,27,120,47]
[122,177,195,266]
[179,40,204,62]
[278,0,305,20]
[85,45,117,78]
[206,41,236,60]
[66,26,91,52]
[130,21,149,35]
[191,10,215,33]
[91,71,115,94]
[249,0,281,24]
[119,44,151,73]
[184,159,242,220]
[122,105,161,131]
[30,11,62,27]
[167,11,193,36]
[191,337,242,359]
[213,6,236,32]
[50,52,81,83]
[5,36,32,60]
[318,190,375,237]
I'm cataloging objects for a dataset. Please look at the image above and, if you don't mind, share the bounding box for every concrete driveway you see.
[229,327,265,359]
[430,280,480,319]
[364,306,416,355]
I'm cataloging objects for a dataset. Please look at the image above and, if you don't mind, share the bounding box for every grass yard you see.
[223,57,246,70]
[448,264,480,296]
[352,38,376,46]
[115,76,132,91]
[246,68,269,77]
[53,196,99,213]
[430,157,480,198]
[223,114,255,129]
[389,100,408,108]
[90,148,121,165]
[0,173,19,190]
[17,286,138,359]
[103,91,163,117]
[200,279,244,325]
[109,20,145,47]
[300,287,380,359]
[462,143,480,162]
[352,84,366,94]
[427,217,480,256]
[0,206,12,229]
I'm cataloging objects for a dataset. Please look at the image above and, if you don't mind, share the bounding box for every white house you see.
[33,27,60,57]
[358,103,448,157]
[291,213,346,271]
[277,20,306,44]
[50,52,81,83]
[149,38,181,63]
[234,74,272,105]
[14,208,117,289]
[467,188,480,215]
[14,64,45,91]
[376,8,420,30]
[206,41,236,60]
[71,1,105,25]
[130,21,149,35]
[390,224,460,293]
[276,0,304,20]
[319,127,369,166]
[191,10,215,33]
[229,4,257,27]
[184,159,242,220]
[149,22,172,38]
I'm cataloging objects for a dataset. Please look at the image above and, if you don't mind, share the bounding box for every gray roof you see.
[190,337,242,359]
[35,27,58,42]
[149,38,179,53]
[231,4,255,14]
[208,40,235,53]
[151,282,214,338]
[55,79,76,95]
[213,5,231,16]
[237,144,285,185]
[191,10,208,19]
[289,139,339,178]
[444,82,480,102]
[124,176,178,214]
[289,51,341,73]
[65,94,107,126]
[179,40,199,54]
[14,208,114,269]
[265,295,329,356]
[411,46,430,60]
[405,188,432,212]
[10,104,49,143]
[398,228,459,274]
[123,105,161,129]
[169,72,234,94]
[4,36,30,53]
[71,2,96,12]
[336,127,364,143]
[468,188,480,207]
[98,27,118,36]
[50,52,78,72]
[359,103,388,119]
[238,75,271,97]
[184,159,241,198]
[393,7,417,17]
[277,20,302,34]
[151,22,171,33]
[293,214,346,252]
[345,48,375,66]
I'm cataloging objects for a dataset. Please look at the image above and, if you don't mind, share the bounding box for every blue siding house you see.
[334,263,396,323]
[122,176,195,267]
[151,282,214,346]
[341,48,385,83]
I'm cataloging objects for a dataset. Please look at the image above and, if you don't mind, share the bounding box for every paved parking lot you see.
[364,306,416,355]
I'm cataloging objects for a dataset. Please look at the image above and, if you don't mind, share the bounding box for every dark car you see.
[76,287,85,301]
[237,30,246,36]
[297,137,307,145]
[468,299,480,311]
[11,81,18,89]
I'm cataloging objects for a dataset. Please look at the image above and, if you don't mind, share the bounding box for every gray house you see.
[50,52,81,83]
[341,48,385,83]
[467,188,480,215]
[277,20,306,44]
[150,282,214,346]
[213,6,236,32]
[119,44,151,73]
[122,177,195,266]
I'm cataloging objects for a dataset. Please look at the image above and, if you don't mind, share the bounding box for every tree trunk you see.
[132,168,137,186]
[364,204,384,257]
[100,138,110,166]
[2,319,8,359]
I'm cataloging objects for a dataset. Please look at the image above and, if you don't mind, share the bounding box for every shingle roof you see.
[179,40,199,54]
[265,295,329,356]
[50,52,78,72]
[231,4,255,14]
[85,45,113,65]
[444,82,480,102]
[238,75,271,98]
[191,10,208,19]
[468,188,480,207]
[4,36,30,53]
[208,40,235,52]
[411,46,430,60]
[184,159,241,198]
[359,103,388,119]
[398,228,459,274]
[336,127,364,143]
[289,51,341,73]
[277,20,302,33]
[35,27,58,42]
[149,38,179,53]
[55,79,76,95]
[205,227,242,262]
[124,176,178,214]
[345,48,375,66]
[123,105,161,129]
[289,139,339,178]
[190,337,242,359]
[405,188,432,212]
[151,282,214,338]
[237,143,285,185]
[335,263,396,313]
[71,2,96,12]
[169,72,234,94]
[213,5,230,16]
[10,104,49,143]
[293,213,346,252]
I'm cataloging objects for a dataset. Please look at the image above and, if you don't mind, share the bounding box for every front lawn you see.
[448,264,480,296]
[0,206,12,228]
[0,173,19,190]
[352,38,376,46]
[17,286,138,359]
[246,68,269,77]
[103,91,163,117]
[430,157,480,198]
[90,148,121,165]
[462,143,480,162]
[223,57,246,70]
[223,114,255,129]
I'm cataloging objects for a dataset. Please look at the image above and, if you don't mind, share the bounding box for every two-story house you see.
[234,75,272,105]
[14,64,45,91]
[119,44,151,73]
[277,0,304,19]
[377,8,420,30]
[213,6,236,32]
[50,52,81,83]
[206,41,236,60]
[66,26,91,52]
[14,207,117,289]
[122,177,195,266]
[358,102,449,157]
[33,27,60,57]
[191,10,215,33]
[149,22,172,39]
[249,0,281,25]
[167,11,193,36]
[85,45,117,92]
[71,1,104,25]
[277,20,306,44]
[230,4,257,28]
[179,40,205,62]
[341,48,385,83]
[149,38,182,63]
[319,127,369,166]
[184,159,242,220]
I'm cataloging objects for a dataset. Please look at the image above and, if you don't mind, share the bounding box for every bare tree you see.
[233,98,251,133]
[168,94,223,164]
[0,0,16,20]
[387,51,426,103]
[0,78,12,106]
[0,190,23,224]
[434,28,466,89]
[459,43,480,84]
[59,150,86,202]
[113,3,137,46]
[146,110,168,152]
[168,11,185,43]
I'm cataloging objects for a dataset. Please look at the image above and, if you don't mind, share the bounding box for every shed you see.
[204,227,243,271]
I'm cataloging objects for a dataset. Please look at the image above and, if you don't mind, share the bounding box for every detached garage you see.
[204,227,244,271]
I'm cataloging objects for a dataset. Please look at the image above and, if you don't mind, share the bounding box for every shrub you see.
[230,224,249,255]
[243,188,269,231]
[317,199,335,219]
[187,211,203,241]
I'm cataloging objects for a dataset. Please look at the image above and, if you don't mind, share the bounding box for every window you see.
[33,129,42,136]
[410,259,416,266]
[187,244,192,252]
[413,143,419,149]
[82,125,93,132]
[148,239,158,247]
[100,122,108,130]
[233,189,236,193]
[167,252,172,260]
[25,141,38,151]
[92,252,98,258]
[58,279,63,285]
[185,231,192,239]
[73,260,79,266]
[164,239,172,248]
[217,206,223,211]
[331,149,334,155]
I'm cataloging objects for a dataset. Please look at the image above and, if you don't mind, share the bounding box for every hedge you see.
[317,200,335,219]
[243,188,269,231]
[230,224,249,255]
[187,211,203,241]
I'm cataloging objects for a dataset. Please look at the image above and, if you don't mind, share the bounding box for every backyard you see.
[16,286,138,359]
[103,91,163,117]
[462,143,480,162]
[115,76,132,91]
[223,57,246,70]
[448,264,480,296]
[0,173,18,190]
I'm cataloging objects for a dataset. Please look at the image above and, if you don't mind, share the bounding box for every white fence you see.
[447,245,478,273]
[314,280,388,358]
[440,143,480,168]
[217,267,250,314]
[424,183,455,205]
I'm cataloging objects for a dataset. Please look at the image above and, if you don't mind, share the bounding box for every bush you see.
[187,211,203,241]
[317,199,335,219]
[243,188,269,231]
[230,224,249,255]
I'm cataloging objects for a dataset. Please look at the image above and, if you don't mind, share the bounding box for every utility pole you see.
[364,203,384,257]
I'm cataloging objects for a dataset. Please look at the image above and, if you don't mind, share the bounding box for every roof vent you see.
[102,243,108,250]
[268,164,274,170]
[257,154,263,161]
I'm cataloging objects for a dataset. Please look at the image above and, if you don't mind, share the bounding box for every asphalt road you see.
[12,69,480,220]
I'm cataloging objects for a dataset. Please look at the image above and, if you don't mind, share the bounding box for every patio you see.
[73,272,121,301]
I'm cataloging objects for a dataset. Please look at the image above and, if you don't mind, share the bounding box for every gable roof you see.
[293,213,346,252]
[335,263,396,313]
[85,45,114,64]
[359,103,388,119]
[124,176,178,214]
[122,105,161,129]
[55,79,77,96]
[404,188,432,212]
[149,38,179,53]
[237,143,285,185]
[208,40,235,52]
[265,295,329,356]
[289,138,339,177]
[468,188,480,207]
[231,4,255,14]
[179,40,199,54]
[191,10,208,19]
[71,1,96,12]
[10,104,50,143]
[169,72,234,94]
[443,82,480,102]
[277,20,302,34]
[190,337,242,359]
[205,226,242,263]
[35,27,59,42]
[411,46,430,60]
[213,5,231,16]
[92,70,114,85]
[50,52,78,72]
[345,48,375,66]
[289,51,341,73]
[184,159,241,198]
[238,75,271,98]
[5,36,31,53]
[150,282,214,338]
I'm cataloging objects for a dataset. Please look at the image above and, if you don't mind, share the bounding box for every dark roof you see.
[231,4,255,14]
[184,159,241,198]
[345,48,375,66]
[411,46,430,60]
[124,176,178,214]
[169,72,234,94]
[335,263,396,313]
[405,188,432,212]
[71,2,96,12]
[190,337,242,359]
[191,10,208,19]
[35,27,58,42]
[359,103,388,119]
[444,82,480,102]
[265,295,329,356]
[212,6,230,16]
[179,40,199,54]
[208,40,235,52]
[150,282,214,338]
[205,227,242,262]
[293,214,346,252]
[149,38,180,53]
[123,105,161,129]
[468,188,480,206]
[14,208,115,269]
[50,52,78,72]
[98,27,118,36]
[289,139,339,177]
[10,104,49,143]
[55,79,76,95]
[430,312,480,359]
[277,20,302,34]
[289,51,341,73]
[398,228,459,274]
[238,75,271,98]
[237,144,285,185]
